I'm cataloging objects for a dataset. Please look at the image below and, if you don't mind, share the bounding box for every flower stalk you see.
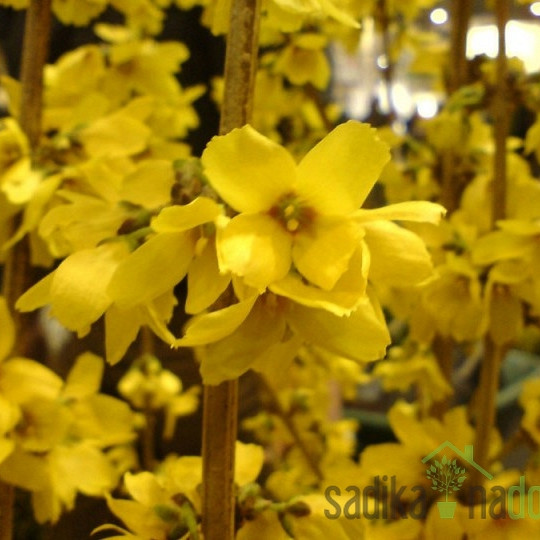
[433,0,471,418]
[471,0,509,489]
[0,3,52,539]
[201,0,260,537]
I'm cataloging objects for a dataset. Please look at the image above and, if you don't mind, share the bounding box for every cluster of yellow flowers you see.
[2,0,540,538]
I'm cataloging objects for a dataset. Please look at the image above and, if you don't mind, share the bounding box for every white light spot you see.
[430,7,448,25]
[531,2,540,16]
[376,54,388,69]
[416,95,439,118]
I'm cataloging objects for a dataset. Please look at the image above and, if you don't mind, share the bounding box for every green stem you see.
[201,0,260,537]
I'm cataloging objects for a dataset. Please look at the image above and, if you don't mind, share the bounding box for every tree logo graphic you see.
[426,455,466,518]
[422,442,492,519]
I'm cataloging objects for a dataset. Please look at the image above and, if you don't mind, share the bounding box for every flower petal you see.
[217,214,292,291]
[201,125,295,213]
[108,232,195,309]
[174,294,258,347]
[186,238,230,314]
[353,201,446,224]
[46,243,127,335]
[235,442,264,486]
[363,220,433,287]
[271,246,368,316]
[295,121,390,215]
[151,197,222,233]
[292,218,362,290]
[198,295,285,384]
[0,297,14,362]
[105,305,143,366]
[286,295,390,362]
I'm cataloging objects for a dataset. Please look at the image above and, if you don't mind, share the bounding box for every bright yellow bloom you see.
[182,289,390,384]
[202,121,390,292]
[272,33,331,89]
[97,441,263,539]
[52,0,108,26]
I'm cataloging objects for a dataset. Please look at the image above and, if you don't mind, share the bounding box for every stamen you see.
[287,218,299,232]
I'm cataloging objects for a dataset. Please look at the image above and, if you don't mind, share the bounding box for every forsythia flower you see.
[202,121,389,292]
[96,442,264,539]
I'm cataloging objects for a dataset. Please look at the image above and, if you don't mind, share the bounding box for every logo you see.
[422,441,492,519]
[324,441,540,521]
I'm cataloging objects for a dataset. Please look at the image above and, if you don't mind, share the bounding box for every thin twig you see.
[260,376,324,482]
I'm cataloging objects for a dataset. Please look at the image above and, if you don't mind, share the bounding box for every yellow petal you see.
[353,201,446,224]
[63,352,104,399]
[472,230,533,265]
[270,246,368,316]
[71,394,136,446]
[235,442,264,486]
[119,160,174,208]
[0,451,49,492]
[198,295,286,384]
[4,173,63,250]
[51,444,117,496]
[295,121,390,215]
[105,304,143,366]
[217,213,292,291]
[201,125,295,213]
[78,113,150,158]
[108,232,195,308]
[363,220,433,287]
[292,218,362,290]
[49,242,128,335]
[124,471,166,506]
[16,273,54,313]
[174,294,257,347]
[151,197,221,233]
[286,296,390,362]
[1,158,41,204]
[0,358,63,403]
[0,297,14,361]
[186,238,230,314]
[487,283,523,346]
[106,496,164,539]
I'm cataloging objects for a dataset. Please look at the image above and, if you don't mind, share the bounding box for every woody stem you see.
[471,0,509,489]
[0,3,52,540]
[200,0,260,538]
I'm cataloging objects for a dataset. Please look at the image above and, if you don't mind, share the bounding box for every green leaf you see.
[442,455,448,465]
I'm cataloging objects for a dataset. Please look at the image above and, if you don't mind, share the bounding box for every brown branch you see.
[1,4,52,539]
[201,0,260,538]
[470,0,509,490]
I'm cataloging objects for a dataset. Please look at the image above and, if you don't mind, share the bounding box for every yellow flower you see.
[174,286,390,384]
[272,33,331,89]
[52,0,108,26]
[202,121,390,292]
[0,117,41,204]
[519,378,540,446]
[97,441,263,539]
[0,352,137,523]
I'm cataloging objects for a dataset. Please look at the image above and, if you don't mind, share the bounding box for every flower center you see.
[269,193,315,233]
